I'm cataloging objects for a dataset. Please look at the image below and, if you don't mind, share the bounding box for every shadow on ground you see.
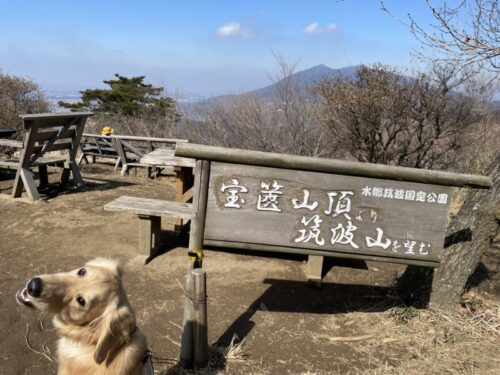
[147,230,190,264]
[0,169,136,200]
[215,278,396,348]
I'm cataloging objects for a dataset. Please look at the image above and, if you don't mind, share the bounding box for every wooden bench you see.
[174,143,492,287]
[104,195,192,256]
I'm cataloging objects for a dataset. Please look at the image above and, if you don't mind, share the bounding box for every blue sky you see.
[0,1,442,96]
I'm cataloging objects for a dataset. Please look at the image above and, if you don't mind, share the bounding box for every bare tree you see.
[381,0,500,77]
[456,73,500,172]
[380,1,500,310]
[0,72,50,136]
[182,56,330,158]
[316,64,500,310]
[314,64,481,170]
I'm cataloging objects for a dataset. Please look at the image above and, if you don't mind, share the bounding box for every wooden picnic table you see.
[0,113,92,201]
[140,148,196,203]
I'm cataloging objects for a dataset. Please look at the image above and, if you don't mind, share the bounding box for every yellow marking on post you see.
[188,249,204,268]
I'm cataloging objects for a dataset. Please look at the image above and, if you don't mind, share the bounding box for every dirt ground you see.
[0,163,498,374]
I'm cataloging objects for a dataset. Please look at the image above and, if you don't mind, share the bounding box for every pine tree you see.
[59,74,177,118]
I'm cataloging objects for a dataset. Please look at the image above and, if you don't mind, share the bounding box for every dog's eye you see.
[76,297,86,307]
[77,268,86,277]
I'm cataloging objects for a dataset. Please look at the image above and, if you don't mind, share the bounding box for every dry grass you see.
[344,291,500,375]
[160,335,258,375]
[158,291,499,374]
[221,335,249,364]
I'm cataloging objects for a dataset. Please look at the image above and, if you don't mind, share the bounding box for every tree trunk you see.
[398,154,499,310]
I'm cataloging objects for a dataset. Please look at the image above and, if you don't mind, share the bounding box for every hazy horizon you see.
[40,63,357,100]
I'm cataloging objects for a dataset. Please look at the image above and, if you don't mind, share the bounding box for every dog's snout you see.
[27,277,43,297]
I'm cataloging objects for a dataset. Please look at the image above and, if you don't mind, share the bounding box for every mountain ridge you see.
[250,64,363,98]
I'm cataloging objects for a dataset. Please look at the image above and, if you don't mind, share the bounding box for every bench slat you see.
[0,139,23,148]
[104,195,192,220]
[82,152,120,158]
[0,156,66,167]
[140,148,195,168]
[34,128,76,142]
[82,145,116,152]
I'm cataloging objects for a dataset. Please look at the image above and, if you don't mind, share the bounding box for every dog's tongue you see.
[16,288,34,308]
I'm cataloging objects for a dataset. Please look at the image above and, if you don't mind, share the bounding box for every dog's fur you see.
[16,258,148,375]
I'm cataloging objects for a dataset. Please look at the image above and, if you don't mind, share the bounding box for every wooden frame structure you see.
[176,143,492,282]
[0,112,93,201]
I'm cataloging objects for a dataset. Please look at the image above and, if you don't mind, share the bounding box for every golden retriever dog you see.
[16,258,148,375]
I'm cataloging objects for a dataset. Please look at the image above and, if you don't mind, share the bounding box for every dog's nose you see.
[27,277,43,297]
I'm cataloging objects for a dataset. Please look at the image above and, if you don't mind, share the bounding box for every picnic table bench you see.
[0,112,93,201]
[104,149,196,255]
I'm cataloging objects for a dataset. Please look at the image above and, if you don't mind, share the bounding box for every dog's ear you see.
[87,258,123,278]
[94,303,136,364]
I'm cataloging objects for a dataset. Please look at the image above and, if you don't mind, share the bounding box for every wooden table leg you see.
[38,165,48,188]
[175,167,185,202]
[175,166,194,230]
[13,168,39,201]
[138,215,161,256]
[69,161,85,188]
[307,255,324,288]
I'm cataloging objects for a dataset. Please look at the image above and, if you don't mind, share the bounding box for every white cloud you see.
[218,21,240,37]
[217,21,251,38]
[304,22,338,35]
[304,22,320,35]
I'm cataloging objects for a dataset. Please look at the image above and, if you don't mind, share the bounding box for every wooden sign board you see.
[204,162,453,267]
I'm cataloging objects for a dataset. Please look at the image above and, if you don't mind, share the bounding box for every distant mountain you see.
[250,64,363,98]
[178,64,364,114]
